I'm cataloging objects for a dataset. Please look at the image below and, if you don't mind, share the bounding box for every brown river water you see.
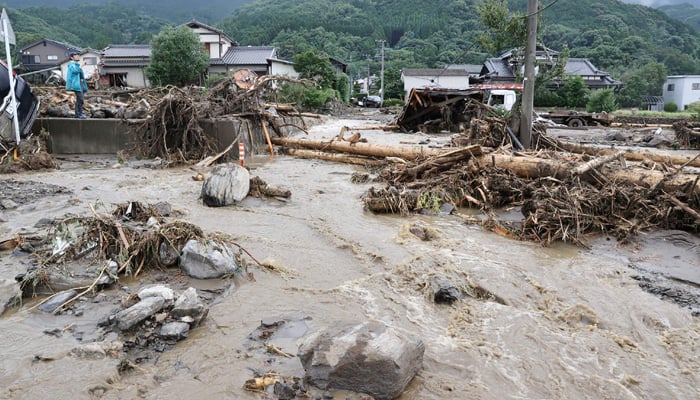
[1,114,698,399]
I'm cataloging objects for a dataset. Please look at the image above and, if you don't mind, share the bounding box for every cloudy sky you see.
[622,0,700,7]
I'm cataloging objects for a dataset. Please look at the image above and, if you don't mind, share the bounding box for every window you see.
[667,84,675,91]
[693,83,700,90]
[84,57,98,65]
[22,54,41,64]
[47,55,58,61]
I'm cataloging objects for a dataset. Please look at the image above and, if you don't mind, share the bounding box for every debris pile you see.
[673,120,700,148]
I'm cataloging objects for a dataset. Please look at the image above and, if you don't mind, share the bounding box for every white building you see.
[401,68,471,101]
[663,75,700,110]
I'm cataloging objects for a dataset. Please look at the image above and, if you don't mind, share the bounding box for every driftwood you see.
[546,138,700,168]
[285,149,385,166]
[572,151,624,175]
[271,137,482,160]
[274,137,699,196]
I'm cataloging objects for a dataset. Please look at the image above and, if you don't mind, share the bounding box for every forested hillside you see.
[3,0,253,24]
[660,3,700,31]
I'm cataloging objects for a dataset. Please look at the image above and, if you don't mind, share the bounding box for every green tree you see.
[616,62,667,108]
[293,50,336,89]
[586,89,618,113]
[146,26,210,87]
[558,75,589,109]
[475,0,527,54]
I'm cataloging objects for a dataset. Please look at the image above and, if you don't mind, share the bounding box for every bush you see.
[586,89,618,113]
[382,98,404,107]
[664,102,678,112]
[278,83,338,110]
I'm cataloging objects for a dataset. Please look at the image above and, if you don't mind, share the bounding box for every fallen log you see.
[552,140,700,168]
[275,137,699,196]
[285,149,385,166]
[271,137,481,160]
[481,153,700,196]
[572,151,624,175]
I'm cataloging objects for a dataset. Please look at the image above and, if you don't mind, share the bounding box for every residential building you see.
[479,47,622,92]
[401,68,471,100]
[663,75,700,110]
[59,49,101,84]
[99,44,151,88]
[19,38,81,83]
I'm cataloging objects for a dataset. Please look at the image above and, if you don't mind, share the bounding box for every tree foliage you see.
[586,89,618,113]
[146,26,210,87]
[292,50,337,89]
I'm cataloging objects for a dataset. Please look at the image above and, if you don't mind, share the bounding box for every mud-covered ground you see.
[1,108,699,400]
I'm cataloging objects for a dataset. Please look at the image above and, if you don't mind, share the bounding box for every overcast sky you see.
[622,0,700,7]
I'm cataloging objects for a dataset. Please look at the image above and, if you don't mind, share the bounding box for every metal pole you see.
[2,17,20,144]
[379,40,385,104]
[520,0,538,149]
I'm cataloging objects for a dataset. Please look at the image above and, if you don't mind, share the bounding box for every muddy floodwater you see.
[1,113,699,400]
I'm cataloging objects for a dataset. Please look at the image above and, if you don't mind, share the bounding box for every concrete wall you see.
[664,75,700,110]
[32,116,308,157]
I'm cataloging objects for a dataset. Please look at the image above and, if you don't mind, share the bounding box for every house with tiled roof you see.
[479,47,622,92]
[99,44,152,88]
[19,38,82,83]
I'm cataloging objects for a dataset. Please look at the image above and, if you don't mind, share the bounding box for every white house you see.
[184,19,236,60]
[269,58,298,78]
[663,75,700,110]
[59,48,101,82]
[401,68,471,101]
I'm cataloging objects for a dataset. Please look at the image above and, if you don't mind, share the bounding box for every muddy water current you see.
[1,116,699,399]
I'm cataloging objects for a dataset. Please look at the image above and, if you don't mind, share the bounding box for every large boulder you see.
[0,279,21,316]
[179,240,238,279]
[298,321,424,400]
[201,164,250,207]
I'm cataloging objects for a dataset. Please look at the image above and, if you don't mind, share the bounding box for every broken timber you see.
[273,137,700,196]
[271,137,482,160]
[550,139,700,168]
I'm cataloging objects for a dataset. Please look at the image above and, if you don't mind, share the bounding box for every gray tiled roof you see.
[19,38,82,53]
[220,46,276,65]
[481,58,515,79]
[102,44,151,58]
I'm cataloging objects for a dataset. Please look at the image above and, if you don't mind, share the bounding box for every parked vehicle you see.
[360,95,383,108]
[0,61,40,142]
[537,111,613,127]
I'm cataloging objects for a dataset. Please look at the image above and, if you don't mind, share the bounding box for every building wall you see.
[103,67,150,88]
[190,27,233,59]
[663,75,700,110]
[269,62,298,78]
[402,75,469,100]
[21,41,70,68]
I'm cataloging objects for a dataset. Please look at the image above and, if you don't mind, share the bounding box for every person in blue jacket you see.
[65,52,88,118]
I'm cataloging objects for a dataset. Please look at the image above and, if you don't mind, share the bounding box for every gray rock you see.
[298,321,424,400]
[0,279,22,316]
[113,296,166,331]
[158,242,179,266]
[179,240,238,279]
[647,136,673,148]
[160,322,190,340]
[70,342,106,359]
[1,199,18,209]
[153,201,173,216]
[201,163,250,207]
[171,287,207,326]
[38,289,78,313]
[138,285,174,303]
[428,277,462,304]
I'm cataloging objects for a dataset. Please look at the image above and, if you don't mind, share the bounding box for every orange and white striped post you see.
[238,142,245,166]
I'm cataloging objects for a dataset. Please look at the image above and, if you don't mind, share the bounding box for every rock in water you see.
[298,321,424,400]
[201,164,250,207]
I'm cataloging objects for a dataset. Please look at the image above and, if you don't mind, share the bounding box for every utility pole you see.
[520,0,538,149]
[377,39,385,104]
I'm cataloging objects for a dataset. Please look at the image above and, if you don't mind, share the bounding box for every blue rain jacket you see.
[65,61,85,92]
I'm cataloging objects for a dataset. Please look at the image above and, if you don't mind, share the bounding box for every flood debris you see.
[0,199,264,373]
[0,134,60,173]
[275,100,699,248]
